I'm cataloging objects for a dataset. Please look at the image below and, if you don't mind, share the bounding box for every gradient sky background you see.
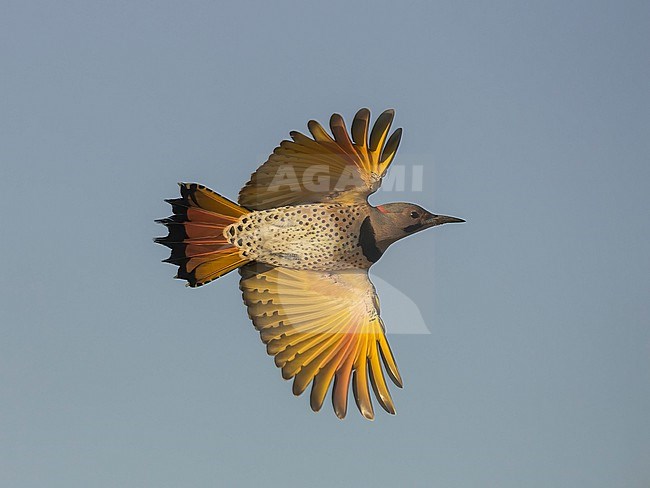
[2,1,649,487]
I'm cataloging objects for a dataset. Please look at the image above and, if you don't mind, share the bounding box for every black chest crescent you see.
[358,217,383,263]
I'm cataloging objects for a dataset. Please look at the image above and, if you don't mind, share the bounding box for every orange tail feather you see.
[155,183,251,287]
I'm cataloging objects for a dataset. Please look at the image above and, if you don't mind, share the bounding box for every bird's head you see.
[371,203,465,250]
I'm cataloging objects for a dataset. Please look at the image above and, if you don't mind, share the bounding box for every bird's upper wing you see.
[238,108,402,210]
[239,263,403,419]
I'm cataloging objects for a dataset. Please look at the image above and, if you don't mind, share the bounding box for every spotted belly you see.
[224,203,373,270]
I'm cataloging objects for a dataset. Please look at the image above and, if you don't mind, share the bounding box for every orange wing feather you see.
[238,108,402,210]
[239,263,403,419]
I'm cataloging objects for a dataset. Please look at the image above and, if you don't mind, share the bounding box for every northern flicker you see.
[155,108,464,420]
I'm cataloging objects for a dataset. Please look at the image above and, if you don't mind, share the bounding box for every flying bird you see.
[155,108,464,419]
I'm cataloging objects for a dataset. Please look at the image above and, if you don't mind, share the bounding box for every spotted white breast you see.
[225,203,374,270]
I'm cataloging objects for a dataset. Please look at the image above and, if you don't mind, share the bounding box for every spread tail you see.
[155,183,251,287]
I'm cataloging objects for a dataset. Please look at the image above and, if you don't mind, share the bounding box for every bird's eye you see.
[410,211,419,219]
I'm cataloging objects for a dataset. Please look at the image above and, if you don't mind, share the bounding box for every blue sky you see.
[2,1,649,487]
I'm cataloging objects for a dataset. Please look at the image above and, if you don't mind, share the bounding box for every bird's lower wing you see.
[239,263,402,419]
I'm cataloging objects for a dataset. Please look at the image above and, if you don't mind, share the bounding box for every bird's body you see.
[156,108,463,419]
[225,203,373,270]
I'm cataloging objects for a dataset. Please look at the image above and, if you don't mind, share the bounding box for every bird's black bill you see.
[425,214,466,227]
